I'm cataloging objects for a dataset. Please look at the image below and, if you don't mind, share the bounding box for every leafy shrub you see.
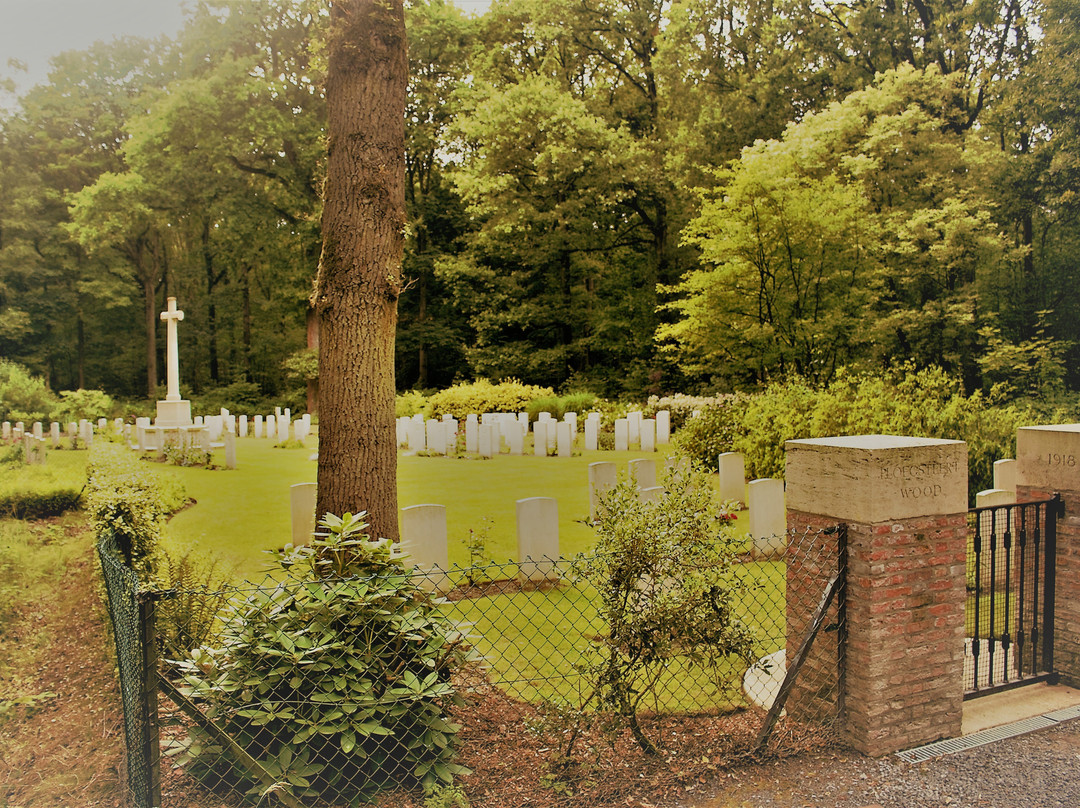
[282,347,319,382]
[190,382,266,416]
[644,393,736,432]
[0,360,56,423]
[396,389,430,418]
[51,388,115,422]
[526,391,599,423]
[85,445,175,574]
[163,443,213,467]
[426,379,553,419]
[156,548,235,662]
[672,398,744,470]
[0,489,83,519]
[580,467,756,754]
[673,366,1023,496]
[173,513,474,802]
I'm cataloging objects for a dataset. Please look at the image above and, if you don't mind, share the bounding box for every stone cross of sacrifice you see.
[160,297,184,402]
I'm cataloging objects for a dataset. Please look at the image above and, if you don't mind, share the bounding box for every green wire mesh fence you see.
[100,524,846,807]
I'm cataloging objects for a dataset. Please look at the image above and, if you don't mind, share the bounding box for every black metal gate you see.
[965,494,1062,699]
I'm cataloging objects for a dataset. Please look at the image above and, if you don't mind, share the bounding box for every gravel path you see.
[685,718,1080,808]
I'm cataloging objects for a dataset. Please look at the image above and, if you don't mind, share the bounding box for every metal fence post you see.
[139,592,162,808]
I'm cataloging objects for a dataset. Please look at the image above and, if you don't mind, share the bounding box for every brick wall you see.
[788,510,967,756]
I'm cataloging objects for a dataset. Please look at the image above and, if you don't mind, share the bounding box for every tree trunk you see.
[143,273,158,398]
[315,0,407,542]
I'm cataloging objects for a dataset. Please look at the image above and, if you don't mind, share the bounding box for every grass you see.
[438,558,787,713]
[152,434,752,577]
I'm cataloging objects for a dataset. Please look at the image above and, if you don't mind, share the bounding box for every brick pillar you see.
[786,435,968,756]
[1016,425,1080,687]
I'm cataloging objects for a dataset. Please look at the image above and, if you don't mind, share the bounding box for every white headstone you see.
[427,419,447,455]
[50,422,61,447]
[640,419,656,452]
[253,415,264,439]
[533,420,548,457]
[656,410,671,444]
[407,418,426,451]
[224,429,237,469]
[478,423,495,458]
[564,412,577,435]
[585,418,599,451]
[718,452,746,506]
[277,414,289,441]
[206,415,224,442]
[290,483,317,546]
[275,406,282,417]
[1,422,8,439]
[557,421,572,457]
[400,504,451,592]
[507,425,524,455]
[546,419,558,451]
[33,421,43,440]
[266,415,277,441]
[993,459,1017,495]
[113,417,124,433]
[629,458,657,490]
[588,461,617,521]
[238,415,248,437]
[627,411,642,446]
[639,486,664,504]
[396,417,408,447]
[465,415,479,453]
[516,497,559,582]
[194,415,204,427]
[295,419,309,443]
[748,478,786,559]
[97,417,107,432]
[614,419,629,452]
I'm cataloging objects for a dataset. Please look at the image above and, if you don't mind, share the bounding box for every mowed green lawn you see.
[154,434,751,576]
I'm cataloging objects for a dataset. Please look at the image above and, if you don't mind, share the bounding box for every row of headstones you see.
[397,410,674,456]
[3,419,102,450]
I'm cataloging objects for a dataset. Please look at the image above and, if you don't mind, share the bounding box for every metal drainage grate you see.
[1043,704,1080,723]
[895,716,1058,764]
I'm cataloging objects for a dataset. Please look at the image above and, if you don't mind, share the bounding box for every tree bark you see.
[315,0,407,541]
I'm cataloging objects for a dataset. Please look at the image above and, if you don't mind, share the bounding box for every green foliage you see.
[396,390,431,418]
[282,348,318,382]
[0,360,57,423]
[0,489,83,520]
[673,366,1022,496]
[426,379,553,419]
[163,443,213,468]
[51,388,115,422]
[156,548,235,663]
[646,393,735,432]
[581,467,756,754]
[85,445,174,574]
[173,512,474,802]
[672,399,744,470]
[189,382,267,417]
[526,391,599,423]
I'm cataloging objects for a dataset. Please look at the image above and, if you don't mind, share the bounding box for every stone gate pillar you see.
[1016,424,1080,687]
[786,435,968,756]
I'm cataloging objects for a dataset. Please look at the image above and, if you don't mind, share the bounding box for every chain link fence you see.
[100,523,846,807]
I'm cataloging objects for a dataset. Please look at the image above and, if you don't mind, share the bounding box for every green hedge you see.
[425,379,554,419]
[674,366,1025,497]
[0,489,83,519]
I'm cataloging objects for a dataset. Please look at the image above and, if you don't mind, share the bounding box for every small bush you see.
[0,360,56,423]
[672,399,743,470]
[579,466,756,754]
[396,389,430,418]
[85,445,175,574]
[189,382,265,416]
[163,444,212,467]
[173,513,474,802]
[156,548,235,662]
[644,393,735,432]
[51,388,115,423]
[0,489,83,520]
[427,379,553,419]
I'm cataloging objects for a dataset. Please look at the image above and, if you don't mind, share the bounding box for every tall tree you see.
[315,0,407,540]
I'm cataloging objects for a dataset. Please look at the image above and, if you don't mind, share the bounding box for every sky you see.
[0,0,491,98]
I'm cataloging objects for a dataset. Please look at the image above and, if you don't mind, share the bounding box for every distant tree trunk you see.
[143,273,158,398]
[315,0,407,541]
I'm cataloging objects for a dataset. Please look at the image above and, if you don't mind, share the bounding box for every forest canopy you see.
[1,0,1076,404]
